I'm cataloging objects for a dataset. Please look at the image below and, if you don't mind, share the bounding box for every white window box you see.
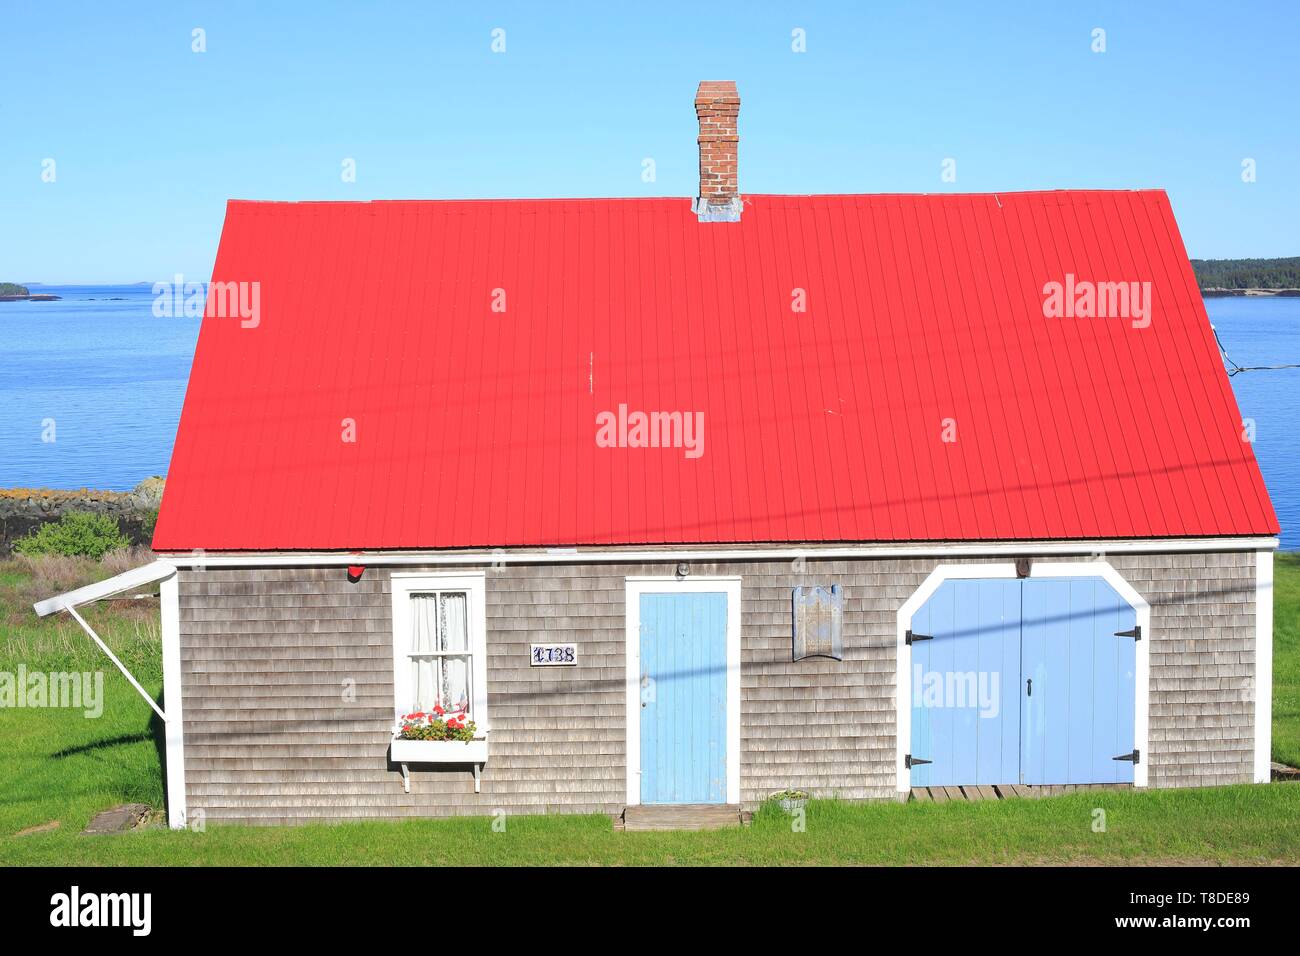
[390,736,488,764]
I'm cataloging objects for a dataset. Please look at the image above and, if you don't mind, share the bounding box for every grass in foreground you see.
[1274,553,1300,767]
[0,552,164,840]
[2,785,1299,867]
[0,550,1298,865]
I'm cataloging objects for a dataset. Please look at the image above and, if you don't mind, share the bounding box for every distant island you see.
[0,282,61,302]
[1191,257,1300,296]
[5,262,1299,303]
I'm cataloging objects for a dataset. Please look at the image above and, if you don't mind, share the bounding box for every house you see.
[37,81,1279,828]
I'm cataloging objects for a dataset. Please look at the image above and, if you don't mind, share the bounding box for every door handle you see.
[1026,678,1032,697]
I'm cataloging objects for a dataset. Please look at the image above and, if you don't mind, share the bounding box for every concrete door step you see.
[620,804,746,831]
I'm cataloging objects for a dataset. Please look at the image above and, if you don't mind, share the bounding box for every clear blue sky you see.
[2,1,1296,282]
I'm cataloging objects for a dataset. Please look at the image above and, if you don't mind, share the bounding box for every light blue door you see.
[909,579,1022,788]
[1022,578,1137,785]
[639,592,727,804]
[909,576,1137,787]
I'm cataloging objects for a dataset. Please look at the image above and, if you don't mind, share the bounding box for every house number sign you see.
[530,643,577,666]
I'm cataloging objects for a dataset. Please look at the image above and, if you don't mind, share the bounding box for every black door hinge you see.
[1112,749,1140,764]
[1115,626,1142,641]
[905,630,933,645]
[905,754,932,769]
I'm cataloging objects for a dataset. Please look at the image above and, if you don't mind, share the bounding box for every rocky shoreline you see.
[0,478,164,555]
[1201,288,1300,297]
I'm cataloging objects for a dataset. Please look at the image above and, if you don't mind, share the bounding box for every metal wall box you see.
[792,584,843,661]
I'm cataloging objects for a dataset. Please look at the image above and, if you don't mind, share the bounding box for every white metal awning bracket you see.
[36,560,178,724]
[63,602,169,723]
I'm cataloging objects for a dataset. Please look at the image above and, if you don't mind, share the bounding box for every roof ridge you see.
[225,188,1168,208]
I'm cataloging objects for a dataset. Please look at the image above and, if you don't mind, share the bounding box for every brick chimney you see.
[694,80,741,222]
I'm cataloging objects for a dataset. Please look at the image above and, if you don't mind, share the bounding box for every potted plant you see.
[390,706,488,763]
[771,789,809,813]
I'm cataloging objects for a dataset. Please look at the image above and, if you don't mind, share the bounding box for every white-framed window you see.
[390,572,488,733]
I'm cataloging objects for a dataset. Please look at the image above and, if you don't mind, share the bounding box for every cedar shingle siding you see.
[178,551,1258,824]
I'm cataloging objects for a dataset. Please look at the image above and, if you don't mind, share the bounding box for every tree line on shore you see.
[1191,257,1300,290]
[7,258,1300,299]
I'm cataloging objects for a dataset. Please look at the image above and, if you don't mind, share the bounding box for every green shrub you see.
[14,512,130,560]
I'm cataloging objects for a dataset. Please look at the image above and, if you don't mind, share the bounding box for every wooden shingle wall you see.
[178,550,1258,824]
[1104,552,1259,787]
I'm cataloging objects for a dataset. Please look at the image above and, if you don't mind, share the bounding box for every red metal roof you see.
[153,191,1278,551]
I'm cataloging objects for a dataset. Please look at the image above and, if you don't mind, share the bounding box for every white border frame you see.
[624,576,741,806]
[895,561,1151,793]
[390,572,490,733]
[1254,550,1274,783]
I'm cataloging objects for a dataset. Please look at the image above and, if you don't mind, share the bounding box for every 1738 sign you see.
[530,643,577,666]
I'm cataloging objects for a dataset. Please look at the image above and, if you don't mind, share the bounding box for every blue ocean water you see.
[0,285,1297,547]
[1205,296,1300,548]
[0,285,200,491]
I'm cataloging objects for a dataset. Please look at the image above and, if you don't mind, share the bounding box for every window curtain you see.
[439,592,470,712]
[409,592,471,715]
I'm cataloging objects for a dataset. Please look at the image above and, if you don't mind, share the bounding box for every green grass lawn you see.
[1,551,1298,866]
[3,785,1298,866]
[0,553,164,843]
[1273,553,1300,767]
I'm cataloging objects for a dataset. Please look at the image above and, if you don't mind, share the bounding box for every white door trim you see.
[895,561,1151,793]
[625,576,742,806]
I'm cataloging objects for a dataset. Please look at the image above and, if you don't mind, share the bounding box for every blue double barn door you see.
[910,577,1136,788]
[639,592,728,804]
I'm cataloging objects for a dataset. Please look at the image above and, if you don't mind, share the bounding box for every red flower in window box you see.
[397,708,476,742]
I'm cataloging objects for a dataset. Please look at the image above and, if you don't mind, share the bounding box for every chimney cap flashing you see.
[693,196,743,223]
